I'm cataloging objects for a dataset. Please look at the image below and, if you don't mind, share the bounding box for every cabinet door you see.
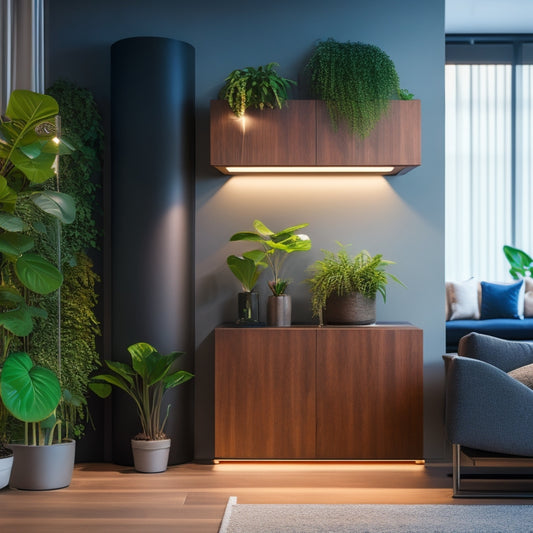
[215,328,316,459]
[316,327,423,459]
[316,100,421,168]
[210,100,317,167]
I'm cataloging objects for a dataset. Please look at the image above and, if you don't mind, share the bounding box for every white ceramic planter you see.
[7,439,75,490]
[0,455,13,489]
[131,438,170,473]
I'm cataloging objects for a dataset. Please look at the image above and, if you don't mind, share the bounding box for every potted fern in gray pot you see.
[306,245,404,326]
[90,342,193,473]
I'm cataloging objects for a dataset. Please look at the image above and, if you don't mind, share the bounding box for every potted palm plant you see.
[89,342,193,473]
[230,220,312,327]
[227,250,266,325]
[1,351,75,490]
[306,245,404,325]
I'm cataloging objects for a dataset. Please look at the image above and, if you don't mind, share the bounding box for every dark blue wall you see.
[45,0,446,461]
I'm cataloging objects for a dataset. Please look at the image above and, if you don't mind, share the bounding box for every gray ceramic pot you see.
[8,439,75,490]
[131,438,171,473]
[324,292,376,325]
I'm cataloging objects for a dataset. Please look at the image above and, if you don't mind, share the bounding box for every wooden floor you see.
[1,461,531,532]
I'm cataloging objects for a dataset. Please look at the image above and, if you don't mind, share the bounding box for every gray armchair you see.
[443,332,533,496]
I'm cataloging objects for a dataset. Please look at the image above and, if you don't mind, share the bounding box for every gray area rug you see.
[218,497,533,532]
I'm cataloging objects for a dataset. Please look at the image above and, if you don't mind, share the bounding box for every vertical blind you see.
[0,0,44,111]
[445,40,533,282]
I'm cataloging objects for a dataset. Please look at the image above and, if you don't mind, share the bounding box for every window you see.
[445,37,533,281]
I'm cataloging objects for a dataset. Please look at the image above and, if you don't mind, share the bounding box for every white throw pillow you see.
[447,278,480,320]
[524,277,533,317]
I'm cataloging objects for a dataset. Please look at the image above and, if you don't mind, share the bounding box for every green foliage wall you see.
[26,81,104,436]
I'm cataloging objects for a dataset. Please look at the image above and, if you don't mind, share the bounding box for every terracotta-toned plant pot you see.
[131,438,171,473]
[7,439,75,490]
[267,294,291,327]
[324,292,376,325]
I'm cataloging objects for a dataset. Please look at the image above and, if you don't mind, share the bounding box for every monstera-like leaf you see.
[0,351,61,423]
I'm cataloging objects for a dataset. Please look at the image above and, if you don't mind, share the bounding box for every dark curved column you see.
[110,37,195,465]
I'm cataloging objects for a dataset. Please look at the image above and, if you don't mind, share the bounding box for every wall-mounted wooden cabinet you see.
[210,99,421,175]
[214,324,423,460]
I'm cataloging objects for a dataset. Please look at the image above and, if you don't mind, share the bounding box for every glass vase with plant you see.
[230,220,312,327]
[227,250,266,325]
[219,62,296,118]
[230,219,312,296]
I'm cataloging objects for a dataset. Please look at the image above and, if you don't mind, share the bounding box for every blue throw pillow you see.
[480,280,524,320]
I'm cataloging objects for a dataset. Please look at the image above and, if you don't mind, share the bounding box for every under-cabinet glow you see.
[223,166,395,174]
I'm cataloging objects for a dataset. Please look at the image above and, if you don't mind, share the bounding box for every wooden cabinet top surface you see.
[216,322,421,331]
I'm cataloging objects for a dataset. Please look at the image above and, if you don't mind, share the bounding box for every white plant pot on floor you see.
[0,455,13,489]
[131,438,170,473]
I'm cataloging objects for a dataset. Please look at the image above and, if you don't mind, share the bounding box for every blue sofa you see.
[446,318,533,352]
[445,278,533,352]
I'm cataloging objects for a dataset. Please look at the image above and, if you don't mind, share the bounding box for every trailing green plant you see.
[306,244,404,319]
[90,342,193,441]
[306,38,412,138]
[219,62,296,118]
[230,219,312,296]
[503,245,533,279]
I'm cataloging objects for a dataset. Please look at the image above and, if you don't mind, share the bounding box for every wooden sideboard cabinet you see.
[214,324,423,460]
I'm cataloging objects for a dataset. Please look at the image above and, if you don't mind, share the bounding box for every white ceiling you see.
[446,0,533,34]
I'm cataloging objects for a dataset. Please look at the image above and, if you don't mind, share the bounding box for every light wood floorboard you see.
[1,461,531,532]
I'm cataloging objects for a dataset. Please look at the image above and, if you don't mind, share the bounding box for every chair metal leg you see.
[452,443,461,497]
[452,443,533,498]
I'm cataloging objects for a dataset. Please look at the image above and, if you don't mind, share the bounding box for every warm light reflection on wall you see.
[221,175,394,198]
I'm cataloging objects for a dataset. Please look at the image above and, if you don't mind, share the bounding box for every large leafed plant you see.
[0,90,75,355]
[0,90,76,445]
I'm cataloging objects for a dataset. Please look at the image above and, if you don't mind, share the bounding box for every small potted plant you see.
[219,62,296,117]
[89,342,193,473]
[230,220,312,326]
[227,250,266,325]
[306,244,404,325]
[0,352,76,490]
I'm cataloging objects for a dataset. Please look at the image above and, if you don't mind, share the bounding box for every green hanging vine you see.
[306,38,412,138]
